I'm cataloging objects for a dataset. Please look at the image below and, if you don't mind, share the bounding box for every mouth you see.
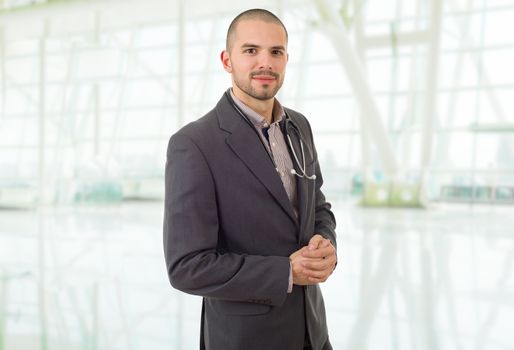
[252,76,276,83]
[251,71,278,83]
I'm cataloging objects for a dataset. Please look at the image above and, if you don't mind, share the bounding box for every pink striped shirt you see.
[230,90,299,218]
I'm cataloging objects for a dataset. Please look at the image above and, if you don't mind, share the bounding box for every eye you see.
[244,48,257,54]
[272,49,284,56]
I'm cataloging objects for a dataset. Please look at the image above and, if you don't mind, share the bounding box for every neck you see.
[232,88,274,124]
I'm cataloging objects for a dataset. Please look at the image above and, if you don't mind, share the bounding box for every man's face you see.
[221,19,288,102]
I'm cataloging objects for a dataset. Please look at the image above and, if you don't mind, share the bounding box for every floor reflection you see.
[1,201,513,349]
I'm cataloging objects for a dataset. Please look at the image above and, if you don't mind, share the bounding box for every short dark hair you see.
[226,9,288,52]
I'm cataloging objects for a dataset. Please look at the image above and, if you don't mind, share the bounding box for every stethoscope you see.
[225,89,316,181]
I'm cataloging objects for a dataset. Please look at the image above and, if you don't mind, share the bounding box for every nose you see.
[258,52,273,70]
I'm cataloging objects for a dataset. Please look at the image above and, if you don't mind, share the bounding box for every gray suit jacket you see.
[163,93,336,350]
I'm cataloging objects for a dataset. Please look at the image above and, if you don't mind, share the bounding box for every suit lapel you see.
[286,120,310,240]
[216,94,298,225]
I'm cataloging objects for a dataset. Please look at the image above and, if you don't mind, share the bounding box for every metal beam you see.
[419,0,443,197]
[93,11,101,157]
[176,4,185,350]
[38,20,49,204]
[177,0,185,127]
[314,0,399,177]
[104,26,137,171]
[352,0,372,182]
[362,30,430,49]
[0,25,4,120]
[293,22,311,109]
[37,21,49,350]
[0,271,5,350]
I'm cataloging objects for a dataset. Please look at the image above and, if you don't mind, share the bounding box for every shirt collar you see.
[230,89,285,128]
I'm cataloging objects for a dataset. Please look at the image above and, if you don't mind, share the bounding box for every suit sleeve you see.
[308,124,337,249]
[163,133,290,306]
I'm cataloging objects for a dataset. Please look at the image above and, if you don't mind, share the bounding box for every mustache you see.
[251,71,279,79]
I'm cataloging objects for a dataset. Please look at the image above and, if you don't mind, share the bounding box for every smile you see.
[252,75,276,82]
[251,70,279,81]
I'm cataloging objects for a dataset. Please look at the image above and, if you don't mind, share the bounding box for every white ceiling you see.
[0,0,310,41]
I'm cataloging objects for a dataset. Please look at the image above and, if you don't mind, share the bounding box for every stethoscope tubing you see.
[225,90,316,181]
[285,121,316,180]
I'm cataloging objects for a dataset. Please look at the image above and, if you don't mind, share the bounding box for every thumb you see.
[319,239,330,248]
[308,234,324,250]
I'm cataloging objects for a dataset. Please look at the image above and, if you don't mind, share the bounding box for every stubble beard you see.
[233,72,284,101]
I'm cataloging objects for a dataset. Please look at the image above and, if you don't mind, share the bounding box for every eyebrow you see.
[241,43,286,51]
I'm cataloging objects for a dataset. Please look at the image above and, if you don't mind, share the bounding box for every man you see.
[164,9,337,350]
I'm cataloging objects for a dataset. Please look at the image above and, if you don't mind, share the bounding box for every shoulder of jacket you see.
[284,107,310,125]
[283,106,313,138]
[172,108,218,141]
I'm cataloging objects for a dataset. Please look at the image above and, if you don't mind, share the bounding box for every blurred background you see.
[0,0,513,349]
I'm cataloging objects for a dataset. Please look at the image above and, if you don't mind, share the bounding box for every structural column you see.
[38,19,49,350]
[0,25,5,120]
[314,0,399,177]
[420,0,442,195]
[177,0,185,128]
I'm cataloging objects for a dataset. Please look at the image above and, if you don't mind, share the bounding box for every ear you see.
[221,50,232,73]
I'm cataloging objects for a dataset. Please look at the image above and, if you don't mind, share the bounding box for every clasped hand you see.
[289,234,337,285]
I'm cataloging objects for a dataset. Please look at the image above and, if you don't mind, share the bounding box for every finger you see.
[304,260,335,276]
[302,268,327,278]
[304,269,332,282]
[301,259,331,271]
[308,234,324,250]
[308,276,327,283]
[319,239,331,248]
[304,262,336,276]
[302,245,335,259]
[290,246,308,260]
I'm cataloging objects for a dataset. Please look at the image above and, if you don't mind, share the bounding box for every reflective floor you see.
[1,200,513,350]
